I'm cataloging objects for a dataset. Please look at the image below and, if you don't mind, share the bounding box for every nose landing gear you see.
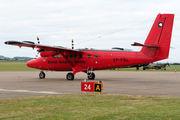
[66,73,74,80]
[39,71,46,79]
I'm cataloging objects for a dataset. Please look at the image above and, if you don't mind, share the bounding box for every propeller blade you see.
[37,36,40,44]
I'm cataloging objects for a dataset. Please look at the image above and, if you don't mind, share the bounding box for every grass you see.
[1,93,180,119]
[0,60,37,71]
[108,65,180,72]
[0,64,36,71]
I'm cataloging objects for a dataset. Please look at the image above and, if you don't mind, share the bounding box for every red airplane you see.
[5,13,174,80]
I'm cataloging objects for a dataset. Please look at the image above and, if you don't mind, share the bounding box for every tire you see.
[39,71,45,79]
[143,67,146,70]
[88,72,95,80]
[66,73,74,80]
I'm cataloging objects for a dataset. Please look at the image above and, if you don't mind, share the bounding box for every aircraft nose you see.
[26,59,36,68]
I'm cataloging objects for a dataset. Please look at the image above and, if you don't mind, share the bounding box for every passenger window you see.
[57,55,60,59]
[53,56,56,59]
[79,54,82,58]
[74,55,77,58]
[88,54,91,58]
[65,55,68,58]
[70,55,73,59]
[95,54,98,58]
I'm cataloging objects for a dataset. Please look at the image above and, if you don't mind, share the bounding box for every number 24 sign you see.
[81,82,94,92]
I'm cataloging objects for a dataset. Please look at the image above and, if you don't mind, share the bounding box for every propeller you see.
[35,37,40,58]
[37,36,40,44]
[72,39,74,49]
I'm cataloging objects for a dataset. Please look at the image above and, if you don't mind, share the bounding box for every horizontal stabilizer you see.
[131,42,159,48]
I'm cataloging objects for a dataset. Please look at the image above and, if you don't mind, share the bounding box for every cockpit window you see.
[70,55,73,58]
[57,55,60,59]
[95,54,98,58]
[88,54,91,58]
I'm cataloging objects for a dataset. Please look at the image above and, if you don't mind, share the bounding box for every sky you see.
[0,0,180,63]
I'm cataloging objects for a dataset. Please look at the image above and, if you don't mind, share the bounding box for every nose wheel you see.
[66,73,74,80]
[39,71,46,79]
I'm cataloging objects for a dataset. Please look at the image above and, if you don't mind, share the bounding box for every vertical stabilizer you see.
[140,14,174,60]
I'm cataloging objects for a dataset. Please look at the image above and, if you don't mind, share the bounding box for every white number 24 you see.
[84,84,91,90]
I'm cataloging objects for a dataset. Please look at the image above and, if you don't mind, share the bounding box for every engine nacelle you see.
[40,51,58,57]
[37,49,59,57]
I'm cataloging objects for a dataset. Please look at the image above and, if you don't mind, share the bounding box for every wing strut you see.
[60,52,86,75]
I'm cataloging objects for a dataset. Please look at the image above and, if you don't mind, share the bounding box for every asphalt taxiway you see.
[0,71,180,98]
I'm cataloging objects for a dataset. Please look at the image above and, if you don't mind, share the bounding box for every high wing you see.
[4,41,82,53]
[5,40,86,75]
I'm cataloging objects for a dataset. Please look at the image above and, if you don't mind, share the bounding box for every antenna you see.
[72,39,74,49]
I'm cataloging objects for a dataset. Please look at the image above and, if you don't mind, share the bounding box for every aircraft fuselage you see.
[27,50,155,71]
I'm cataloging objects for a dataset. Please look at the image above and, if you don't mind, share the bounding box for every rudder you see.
[140,13,174,61]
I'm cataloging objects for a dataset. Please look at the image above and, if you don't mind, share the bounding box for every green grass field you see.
[109,65,180,72]
[0,60,37,71]
[1,93,180,119]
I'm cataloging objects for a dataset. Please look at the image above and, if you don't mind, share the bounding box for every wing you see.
[5,40,87,74]
[4,41,82,53]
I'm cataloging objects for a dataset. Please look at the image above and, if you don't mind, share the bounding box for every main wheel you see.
[39,71,45,79]
[66,73,74,80]
[88,72,95,80]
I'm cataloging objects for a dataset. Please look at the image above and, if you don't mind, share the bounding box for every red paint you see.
[81,82,94,92]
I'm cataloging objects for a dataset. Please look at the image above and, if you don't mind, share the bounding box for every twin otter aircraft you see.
[5,14,174,80]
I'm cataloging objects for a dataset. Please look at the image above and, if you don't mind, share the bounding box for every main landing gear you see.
[66,72,95,80]
[39,71,45,79]
[87,72,95,80]
[86,67,95,80]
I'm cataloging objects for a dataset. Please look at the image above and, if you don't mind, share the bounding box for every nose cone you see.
[26,59,36,68]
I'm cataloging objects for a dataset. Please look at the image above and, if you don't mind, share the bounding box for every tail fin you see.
[140,14,174,61]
